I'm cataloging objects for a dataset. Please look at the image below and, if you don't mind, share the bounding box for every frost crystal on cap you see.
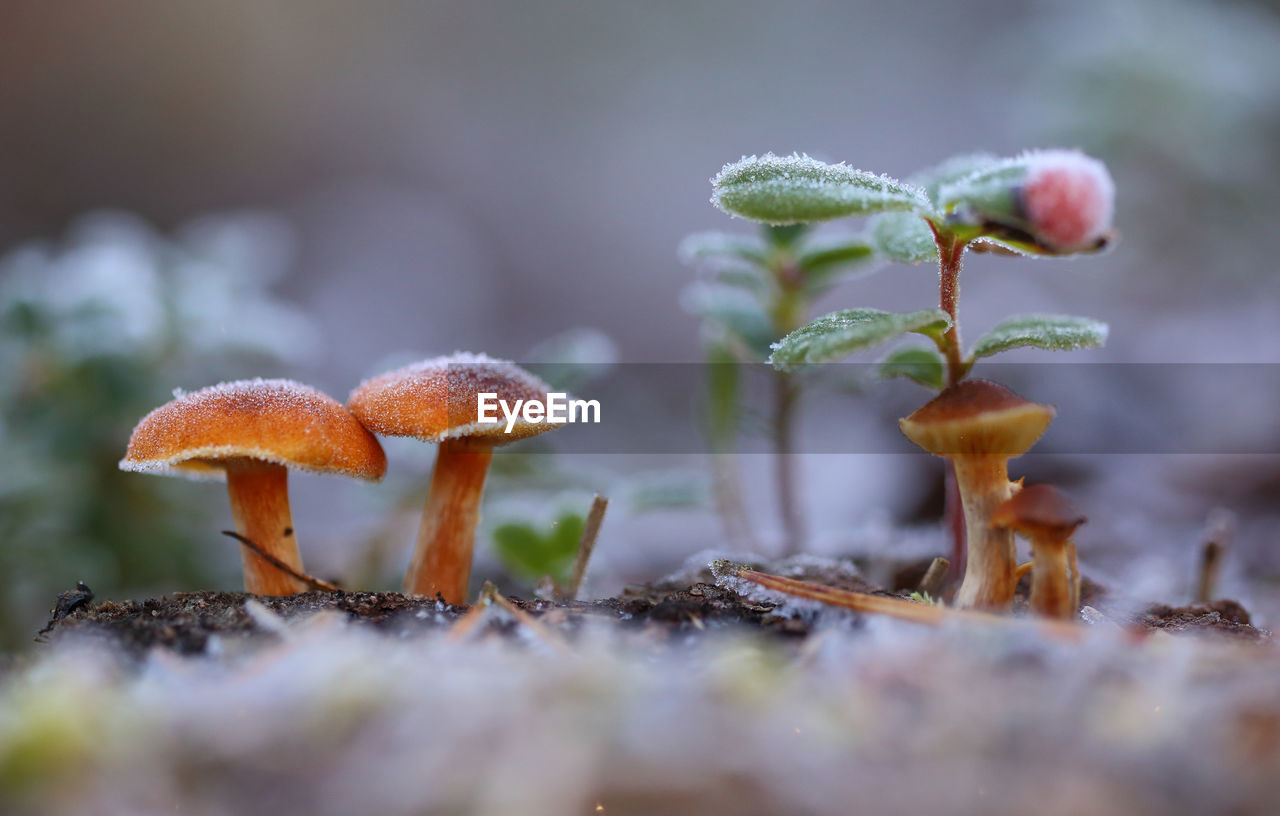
[1020,150,1115,251]
[348,352,563,444]
[120,378,386,480]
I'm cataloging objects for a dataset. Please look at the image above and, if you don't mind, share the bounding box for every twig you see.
[1195,508,1235,603]
[449,581,571,655]
[729,565,1082,640]
[220,531,343,592]
[559,494,609,602]
[917,557,951,598]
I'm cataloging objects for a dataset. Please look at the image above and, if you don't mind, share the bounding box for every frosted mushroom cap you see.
[347,352,563,446]
[899,379,1055,457]
[120,378,387,481]
[991,484,1086,541]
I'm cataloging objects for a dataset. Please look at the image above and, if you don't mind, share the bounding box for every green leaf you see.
[969,314,1109,360]
[797,235,876,275]
[869,212,938,264]
[768,308,951,371]
[908,153,1002,208]
[712,153,932,225]
[878,346,945,390]
[678,232,769,269]
[681,283,774,359]
[492,512,584,584]
[937,159,1026,217]
[763,224,810,248]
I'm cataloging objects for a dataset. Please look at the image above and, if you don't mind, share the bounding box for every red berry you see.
[1022,151,1114,251]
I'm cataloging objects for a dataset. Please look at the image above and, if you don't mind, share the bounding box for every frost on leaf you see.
[938,149,1115,255]
[969,314,1109,360]
[907,152,1002,208]
[869,212,938,264]
[712,153,932,225]
[769,308,951,372]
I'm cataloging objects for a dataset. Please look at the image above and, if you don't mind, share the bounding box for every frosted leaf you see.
[869,212,938,264]
[969,314,1109,360]
[937,157,1027,215]
[938,149,1115,255]
[907,152,1002,207]
[769,308,951,372]
[712,153,932,225]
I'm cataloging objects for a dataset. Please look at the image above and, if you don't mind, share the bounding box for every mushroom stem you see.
[951,456,1017,611]
[405,439,493,602]
[225,460,306,596]
[1029,536,1075,620]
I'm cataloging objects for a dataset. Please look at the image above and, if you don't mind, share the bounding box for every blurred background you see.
[2,0,1278,647]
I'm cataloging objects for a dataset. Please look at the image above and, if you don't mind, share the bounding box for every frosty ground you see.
[2,555,1277,816]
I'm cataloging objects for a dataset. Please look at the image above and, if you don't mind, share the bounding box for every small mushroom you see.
[991,484,1086,620]
[348,353,564,603]
[120,379,386,595]
[899,380,1054,611]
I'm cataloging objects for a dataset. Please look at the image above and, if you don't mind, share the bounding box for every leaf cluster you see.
[708,153,1112,386]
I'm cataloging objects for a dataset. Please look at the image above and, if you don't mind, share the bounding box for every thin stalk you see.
[931,225,970,583]
[773,369,804,554]
[930,226,967,387]
[769,261,806,555]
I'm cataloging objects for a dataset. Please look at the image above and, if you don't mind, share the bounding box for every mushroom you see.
[991,484,1086,620]
[347,353,564,603]
[898,380,1054,611]
[120,379,387,595]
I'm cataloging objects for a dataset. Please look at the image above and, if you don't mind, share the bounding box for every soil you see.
[36,558,1270,657]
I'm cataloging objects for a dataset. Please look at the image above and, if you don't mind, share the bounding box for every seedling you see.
[712,150,1114,610]
[680,223,880,553]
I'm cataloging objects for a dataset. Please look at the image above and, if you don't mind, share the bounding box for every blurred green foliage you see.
[491,512,584,585]
[0,212,319,649]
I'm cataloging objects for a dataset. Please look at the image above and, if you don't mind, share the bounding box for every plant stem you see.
[773,368,804,555]
[931,225,970,585]
[931,226,967,387]
[770,264,806,556]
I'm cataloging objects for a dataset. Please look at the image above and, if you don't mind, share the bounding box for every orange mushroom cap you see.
[120,378,386,480]
[991,483,1086,541]
[348,352,563,445]
[899,379,1055,457]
